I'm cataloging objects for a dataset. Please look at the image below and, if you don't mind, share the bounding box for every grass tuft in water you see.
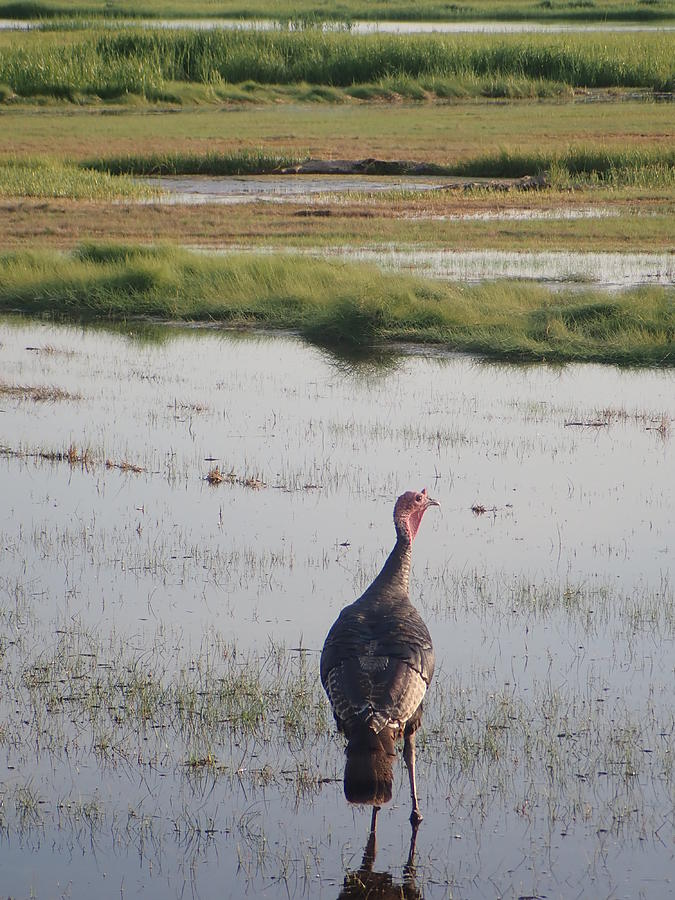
[0,244,672,365]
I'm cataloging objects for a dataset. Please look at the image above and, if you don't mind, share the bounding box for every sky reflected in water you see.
[0,316,672,898]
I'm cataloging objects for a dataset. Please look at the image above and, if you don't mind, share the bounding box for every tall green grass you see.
[90,29,675,89]
[0,30,672,101]
[82,149,304,177]
[0,244,672,365]
[0,158,156,199]
[449,146,675,186]
[0,40,164,101]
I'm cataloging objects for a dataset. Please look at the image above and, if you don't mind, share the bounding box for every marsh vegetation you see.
[0,92,670,260]
[1,28,672,103]
[0,244,672,363]
[1,5,673,896]
[1,0,673,22]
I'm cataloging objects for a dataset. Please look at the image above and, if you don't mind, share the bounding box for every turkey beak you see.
[426,497,440,509]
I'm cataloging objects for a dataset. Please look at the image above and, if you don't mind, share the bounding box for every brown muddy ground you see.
[4,194,672,251]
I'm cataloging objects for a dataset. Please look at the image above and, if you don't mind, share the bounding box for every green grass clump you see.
[82,149,304,177]
[549,148,675,188]
[0,40,164,101]
[0,157,156,199]
[448,146,675,186]
[0,30,672,102]
[0,244,672,365]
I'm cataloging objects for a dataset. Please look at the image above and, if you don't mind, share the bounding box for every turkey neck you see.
[363,531,412,602]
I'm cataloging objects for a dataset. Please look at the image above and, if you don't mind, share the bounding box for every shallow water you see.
[140,173,454,204]
[0,317,673,899]
[2,17,672,32]
[406,206,621,221]
[139,177,634,219]
[213,244,675,287]
[0,19,32,29]
[327,246,675,286]
[353,20,675,33]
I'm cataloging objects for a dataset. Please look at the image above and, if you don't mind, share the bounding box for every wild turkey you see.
[321,488,438,826]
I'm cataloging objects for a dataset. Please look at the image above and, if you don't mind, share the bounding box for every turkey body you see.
[320,489,438,824]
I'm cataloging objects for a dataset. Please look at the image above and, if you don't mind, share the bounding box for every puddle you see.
[0,18,33,29]
[138,173,454,204]
[0,316,673,899]
[138,181,655,234]
[330,246,675,286]
[351,20,675,33]
[2,17,672,32]
[404,206,622,221]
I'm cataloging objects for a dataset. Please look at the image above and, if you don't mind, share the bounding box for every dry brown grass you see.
[105,458,145,473]
[0,196,672,252]
[66,444,92,467]
[25,343,77,356]
[1,442,147,472]
[0,381,81,402]
[170,400,209,413]
[205,466,266,488]
[205,466,230,485]
[1,102,669,164]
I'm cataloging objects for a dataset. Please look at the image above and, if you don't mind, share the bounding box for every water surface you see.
[326,246,675,286]
[210,244,675,287]
[141,173,454,204]
[2,17,672,32]
[0,317,673,899]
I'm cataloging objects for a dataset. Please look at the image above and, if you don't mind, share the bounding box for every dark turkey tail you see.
[344,727,395,806]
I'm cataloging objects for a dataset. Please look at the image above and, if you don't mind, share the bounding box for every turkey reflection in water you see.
[0,316,673,900]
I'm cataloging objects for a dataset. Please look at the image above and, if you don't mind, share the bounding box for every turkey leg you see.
[369,805,379,837]
[403,817,419,888]
[361,805,379,872]
[403,729,422,825]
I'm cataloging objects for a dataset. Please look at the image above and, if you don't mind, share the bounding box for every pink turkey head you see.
[393,488,440,543]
